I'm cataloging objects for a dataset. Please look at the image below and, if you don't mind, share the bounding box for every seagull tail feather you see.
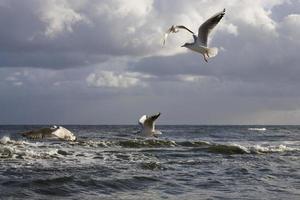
[206,47,218,58]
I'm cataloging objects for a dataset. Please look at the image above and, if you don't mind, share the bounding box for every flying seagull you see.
[163,9,225,62]
[138,112,162,137]
[21,125,77,141]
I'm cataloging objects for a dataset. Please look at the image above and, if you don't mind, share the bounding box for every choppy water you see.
[0,125,299,200]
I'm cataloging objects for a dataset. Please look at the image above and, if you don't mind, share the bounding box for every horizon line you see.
[0,124,299,126]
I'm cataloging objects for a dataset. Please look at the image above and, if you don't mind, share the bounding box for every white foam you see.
[0,136,11,144]
[227,142,299,154]
[248,128,267,131]
[231,143,251,153]
[249,144,298,153]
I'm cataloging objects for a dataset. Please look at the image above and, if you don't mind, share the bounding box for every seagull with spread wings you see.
[138,112,162,137]
[163,9,225,62]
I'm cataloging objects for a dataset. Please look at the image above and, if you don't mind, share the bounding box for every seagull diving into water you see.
[21,125,77,141]
[163,9,225,62]
[138,112,162,137]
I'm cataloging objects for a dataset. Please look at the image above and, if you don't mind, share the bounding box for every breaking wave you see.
[204,143,298,154]
[0,136,299,160]
[248,128,267,131]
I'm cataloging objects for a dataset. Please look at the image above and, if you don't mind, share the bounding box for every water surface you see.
[0,125,299,199]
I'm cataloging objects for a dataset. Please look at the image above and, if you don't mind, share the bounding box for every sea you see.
[0,125,299,200]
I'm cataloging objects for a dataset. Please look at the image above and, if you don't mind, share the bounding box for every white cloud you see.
[176,75,211,83]
[86,71,149,88]
[12,81,23,86]
[280,14,300,41]
[4,70,25,84]
[5,74,23,86]
[221,23,239,36]
[38,0,87,38]
[5,76,18,81]
[97,0,153,18]
[53,81,61,86]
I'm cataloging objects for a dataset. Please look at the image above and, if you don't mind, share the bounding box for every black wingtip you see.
[220,8,226,17]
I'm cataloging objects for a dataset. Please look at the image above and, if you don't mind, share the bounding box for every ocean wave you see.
[117,139,177,148]
[248,144,298,154]
[74,175,159,194]
[206,144,249,154]
[177,141,211,147]
[76,140,114,148]
[1,136,299,160]
[139,161,165,170]
[203,143,299,155]
[0,147,13,158]
[0,136,27,145]
[248,128,267,131]
[0,136,64,160]
[74,139,178,148]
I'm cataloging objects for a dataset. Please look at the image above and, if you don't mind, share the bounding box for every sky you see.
[0,0,300,125]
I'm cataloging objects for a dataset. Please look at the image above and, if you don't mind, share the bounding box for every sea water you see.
[0,125,299,199]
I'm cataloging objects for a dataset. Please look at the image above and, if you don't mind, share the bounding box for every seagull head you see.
[50,125,58,130]
[170,25,179,33]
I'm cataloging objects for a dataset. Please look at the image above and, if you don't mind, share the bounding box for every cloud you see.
[279,14,300,42]
[39,0,87,38]
[0,0,300,124]
[4,71,27,86]
[176,74,213,83]
[0,0,284,69]
[86,71,149,88]
[12,81,23,86]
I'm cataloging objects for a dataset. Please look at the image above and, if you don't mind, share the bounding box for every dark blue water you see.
[0,125,299,199]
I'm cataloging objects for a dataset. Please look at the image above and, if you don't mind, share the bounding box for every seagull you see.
[163,9,225,62]
[163,25,195,46]
[138,112,162,137]
[21,125,76,141]
[51,126,77,141]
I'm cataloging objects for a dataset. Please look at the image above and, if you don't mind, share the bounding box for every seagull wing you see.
[162,25,195,46]
[162,28,172,46]
[144,113,161,129]
[139,115,147,128]
[51,126,76,141]
[176,25,195,34]
[21,127,52,139]
[198,9,225,46]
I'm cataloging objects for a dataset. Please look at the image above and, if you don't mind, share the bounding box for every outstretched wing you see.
[176,25,194,34]
[51,126,76,141]
[162,25,195,46]
[21,127,52,139]
[198,9,225,46]
[144,112,161,129]
[138,115,147,127]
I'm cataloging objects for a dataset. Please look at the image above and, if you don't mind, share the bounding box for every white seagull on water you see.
[21,125,77,141]
[163,9,225,62]
[138,112,162,137]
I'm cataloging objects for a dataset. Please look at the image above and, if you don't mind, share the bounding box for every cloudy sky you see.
[0,0,300,125]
